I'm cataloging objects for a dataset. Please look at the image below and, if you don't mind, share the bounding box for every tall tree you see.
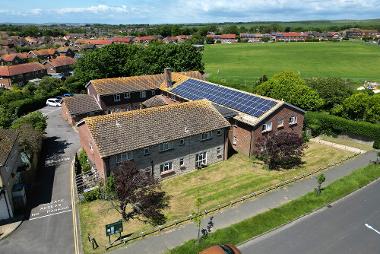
[110,161,169,226]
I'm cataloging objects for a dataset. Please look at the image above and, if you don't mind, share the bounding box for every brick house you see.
[0,62,47,86]
[61,94,103,126]
[0,129,24,221]
[78,100,230,180]
[28,49,58,60]
[57,47,76,58]
[43,56,76,75]
[0,53,28,65]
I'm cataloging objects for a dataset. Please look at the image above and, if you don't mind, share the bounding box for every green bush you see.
[305,111,380,148]
[78,150,91,173]
[83,187,101,202]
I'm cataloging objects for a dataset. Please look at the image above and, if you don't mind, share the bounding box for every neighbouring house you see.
[0,53,28,65]
[78,100,230,180]
[43,56,76,75]
[61,94,103,126]
[0,62,47,86]
[162,73,305,157]
[0,129,26,221]
[207,34,238,43]
[141,94,177,108]
[0,78,11,89]
[133,35,162,44]
[240,33,263,43]
[276,32,308,42]
[56,47,75,58]
[28,48,58,60]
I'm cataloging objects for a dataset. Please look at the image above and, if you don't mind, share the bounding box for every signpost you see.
[105,220,123,245]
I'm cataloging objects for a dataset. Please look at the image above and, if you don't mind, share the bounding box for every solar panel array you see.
[171,79,278,118]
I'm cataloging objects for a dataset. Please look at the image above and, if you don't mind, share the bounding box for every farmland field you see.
[203,41,380,89]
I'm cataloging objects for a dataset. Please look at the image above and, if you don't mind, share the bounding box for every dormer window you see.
[151,90,156,96]
[201,131,212,141]
[289,116,297,125]
[140,91,146,98]
[124,92,130,99]
[114,94,120,102]
[262,122,272,133]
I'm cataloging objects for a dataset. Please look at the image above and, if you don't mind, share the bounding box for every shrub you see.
[83,187,101,202]
[305,111,380,148]
[78,150,91,173]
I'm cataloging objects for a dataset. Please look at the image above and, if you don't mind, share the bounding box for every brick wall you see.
[61,102,74,125]
[231,120,253,157]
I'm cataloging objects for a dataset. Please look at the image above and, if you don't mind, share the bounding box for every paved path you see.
[0,106,80,254]
[112,151,378,254]
[240,176,380,254]
[311,137,366,154]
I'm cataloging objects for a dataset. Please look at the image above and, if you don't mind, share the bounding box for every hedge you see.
[305,111,380,149]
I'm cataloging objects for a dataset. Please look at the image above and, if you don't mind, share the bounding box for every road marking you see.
[71,158,80,254]
[29,209,72,221]
[365,224,380,235]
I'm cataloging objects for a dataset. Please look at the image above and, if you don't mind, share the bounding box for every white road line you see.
[365,224,380,235]
[29,209,72,221]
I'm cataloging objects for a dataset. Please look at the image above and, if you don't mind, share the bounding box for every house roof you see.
[212,103,239,119]
[220,34,237,39]
[57,46,71,53]
[0,128,19,167]
[46,56,76,68]
[0,78,12,88]
[82,100,230,158]
[30,48,57,56]
[1,54,19,62]
[88,71,203,96]
[63,94,102,116]
[142,94,177,108]
[0,62,46,77]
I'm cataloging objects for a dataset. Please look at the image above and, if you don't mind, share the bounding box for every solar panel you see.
[171,79,278,118]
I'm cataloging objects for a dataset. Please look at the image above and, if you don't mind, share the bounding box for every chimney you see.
[164,67,173,88]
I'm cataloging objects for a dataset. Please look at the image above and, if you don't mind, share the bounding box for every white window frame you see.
[216,147,222,155]
[233,136,237,145]
[116,151,133,164]
[277,118,284,128]
[151,90,156,96]
[179,158,184,167]
[201,131,212,141]
[114,94,121,102]
[140,91,146,98]
[216,129,222,136]
[124,92,130,99]
[159,142,173,152]
[144,147,150,156]
[262,122,273,133]
[289,116,298,125]
[179,139,185,146]
[160,161,173,174]
[195,152,207,168]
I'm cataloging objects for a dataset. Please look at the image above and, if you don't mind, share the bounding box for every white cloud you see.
[55,4,130,15]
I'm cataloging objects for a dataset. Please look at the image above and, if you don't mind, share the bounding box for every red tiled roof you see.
[31,48,57,56]
[282,32,305,37]
[76,39,113,45]
[220,34,237,39]
[135,36,157,42]
[46,56,76,67]
[110,37,131,43]
[0,62,45,77]
[1,54,18,62]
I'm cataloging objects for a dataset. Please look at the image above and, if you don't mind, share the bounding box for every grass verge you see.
[168,163,380,254]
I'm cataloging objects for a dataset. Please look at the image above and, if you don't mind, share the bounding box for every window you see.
[216,129,222,136]
[179,139,185,146]
[277,118,284,128]
[160,161,173,174]
[116,152,133,164]
[289,116,297,125]
[114,94,120,102]
[144,147,150,156]
[89,143,93,152]
[233,136,237,145]
[124,92,130,99]
[262,122,272,133]
[217,147,222,155]
[179,158,184,167]
[140,91,146,98]
[159,142,173,152]
[151,90,155,96]
[201,131,212,141]
[195,152,207,168]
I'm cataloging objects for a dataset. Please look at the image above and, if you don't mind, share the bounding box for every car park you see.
[46,98,62,107]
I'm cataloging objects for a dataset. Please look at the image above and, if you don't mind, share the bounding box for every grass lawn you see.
[203,41,380,90]
[319,135,374,151]
[79,142,355,254]
[168,163,380,254]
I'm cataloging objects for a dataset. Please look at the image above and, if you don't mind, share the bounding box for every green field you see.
[204,41,380,89]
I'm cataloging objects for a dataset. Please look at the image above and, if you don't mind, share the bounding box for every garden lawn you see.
[79,142,354,254]
[203,41,380,90]
[319,135,374,151]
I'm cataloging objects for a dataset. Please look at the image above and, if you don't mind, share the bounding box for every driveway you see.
[239,178,380,254]
[0,106,80,254]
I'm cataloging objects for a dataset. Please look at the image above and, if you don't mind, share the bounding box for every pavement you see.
[239,174,380,254]
[311,137,367,154]
[112,150,378,254]
[0,106,80,254]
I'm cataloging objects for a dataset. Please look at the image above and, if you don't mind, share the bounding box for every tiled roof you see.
[63,94,102,115]
[46,56,76,67]
[83,100,230,158]
[89,71,203,96]
[0,128,18,167]
[0,62,45,77]
[30,48,57,56]
[220,34,237,39]
[142,94,177,108]
[1,53,29,62]
[57,46,71,53]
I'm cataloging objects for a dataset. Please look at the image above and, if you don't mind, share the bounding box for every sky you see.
[0,0,380,24]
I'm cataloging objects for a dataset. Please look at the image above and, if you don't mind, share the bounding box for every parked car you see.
[63,93,73,97]
[200,244,241,254]
[46,98,62,107]
[55,96,63,101]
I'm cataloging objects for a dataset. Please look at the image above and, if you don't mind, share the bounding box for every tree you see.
[306,77,353,110]
[315,174,326,195]
[11,111,47,132]
[111,161,169,226]
[192,195,203,243]
[254,72,324,111]
[256,131,307,170]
